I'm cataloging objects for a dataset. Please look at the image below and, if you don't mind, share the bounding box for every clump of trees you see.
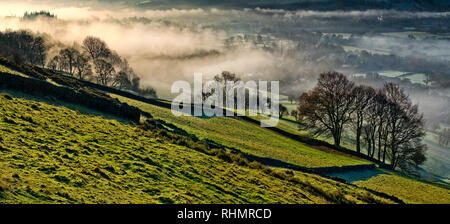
[23,11,56,20]
[0,29,157,99]
[297,72,426,172]
[49,37,146,92]
[0,30,48,67]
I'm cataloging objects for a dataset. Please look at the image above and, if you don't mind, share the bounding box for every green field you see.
[0,92,396,204]
[110,94,370,168]
[354,171,450,204]
[246,112,359,153]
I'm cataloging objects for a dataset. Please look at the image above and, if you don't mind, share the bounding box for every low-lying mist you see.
[0,4,318,98]
[0,1,449,100]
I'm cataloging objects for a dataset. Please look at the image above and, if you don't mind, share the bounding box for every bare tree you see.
[94,59,115,85]
[59,47,79,76]
[114,71,132,89]
[82,36,111,61]
[74,52,92,80]
[374,91,389,161]
[383,83,426,169]
[351,85,375,153]
[203,71,241,106]
[297,72,355,147]
[47,54,68,71]
[31,36,47,68]
[47,55,60,70]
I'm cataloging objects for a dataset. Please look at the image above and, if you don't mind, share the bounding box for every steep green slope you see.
[110,94,370,168]
[0,92,394,204]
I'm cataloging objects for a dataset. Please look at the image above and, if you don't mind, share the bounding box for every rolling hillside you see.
[0,59,449,204]
[0,91,395,204]
[110,94,370,169]
[110,93,450,204]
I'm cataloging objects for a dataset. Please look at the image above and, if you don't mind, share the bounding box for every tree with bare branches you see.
[351,85,376,153]
[297,72,355,147]
[82,36,111,61]
[59,47,79,76]
[383,83,426,169]
[74,52,92,80]
[94,58,115,86]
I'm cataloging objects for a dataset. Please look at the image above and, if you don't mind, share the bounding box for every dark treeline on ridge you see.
[297,72,426,174]
[0,27,157,99]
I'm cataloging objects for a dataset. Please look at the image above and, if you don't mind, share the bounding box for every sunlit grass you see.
[354,171,450,204]
[110,94,370,168]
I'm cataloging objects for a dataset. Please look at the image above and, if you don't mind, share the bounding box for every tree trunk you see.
[356,128,361,153]
[391,152,397,169]
[377,134,382,161]
[334,135,341,147]
[333,129,341,147]
[370,134,376,158]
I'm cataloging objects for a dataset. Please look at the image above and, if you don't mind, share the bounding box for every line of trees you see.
[0,30,157,99]
[48,37,143,92]
[297,72,426,172]
[0,30,48,67]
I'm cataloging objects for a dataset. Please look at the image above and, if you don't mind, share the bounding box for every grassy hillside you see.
[109,94,450,204]
[1,61,448,204]
[109,94,370,168]
[0,92,396,204]
[246,111,360,152]
[354,171,450,204]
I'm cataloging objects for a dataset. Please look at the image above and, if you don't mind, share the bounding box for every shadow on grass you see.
[326,168,388,183]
